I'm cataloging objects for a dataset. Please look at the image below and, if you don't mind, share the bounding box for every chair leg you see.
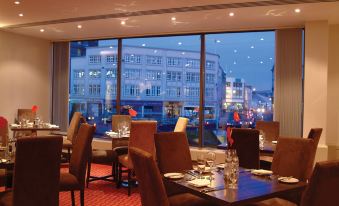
[86,160,91,188]
[68,148,71,162]
[71,191,75,206]
[117,163,122,189]
[112,162,116,182]
[80,189,85,206]
[128,169,131,196]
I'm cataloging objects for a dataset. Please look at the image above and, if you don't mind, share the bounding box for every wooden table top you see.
[165,169,306,206]
[9,126,60,131]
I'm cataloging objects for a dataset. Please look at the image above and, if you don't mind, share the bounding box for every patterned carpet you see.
[59,164,141,206]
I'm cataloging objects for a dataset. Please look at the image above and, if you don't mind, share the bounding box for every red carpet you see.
[59,164,141,206]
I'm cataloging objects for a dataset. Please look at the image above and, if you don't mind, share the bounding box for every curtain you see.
[52,42,69,132]
[274,29,303,137]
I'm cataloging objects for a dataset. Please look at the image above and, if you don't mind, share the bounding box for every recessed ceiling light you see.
[109,46,113,49]
[251,46,255,49]
[142,43,146,47]
[247,56,251,59]
[229,12,235,17]
[40,29,45,32]
[178,42,182,45]
[260,61,264,64]
[18,13,23,17]
[182,52,185,55]
[260,38,264,41]
[234,49,237,53]
[171,17,176,21]
[216,40,221,43]
[294,8,301,13]
[121,20,126,25]
[14,1,20,5]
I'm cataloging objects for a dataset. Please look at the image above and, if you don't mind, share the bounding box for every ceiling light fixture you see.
[18,13,23,17]
[109,46,113,49]
[171,17,176,21]
[77,24,82,29]
[229,12,235,17]
[260,38,264,41]
[251,46,254,49]
[294,8,301,13]
[178,42,182,45]
[142,43,146,47]
[14,1,20,5]
[40,29,45,32]
[121,20,126,25]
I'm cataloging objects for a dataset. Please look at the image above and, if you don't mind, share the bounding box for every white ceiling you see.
[0,0,339,41]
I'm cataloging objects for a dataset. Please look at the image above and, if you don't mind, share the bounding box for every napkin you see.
[251,169,273,176]
[10,124,20,128]
[187,179,210,187]
[106,131,118,137]
[49,124,59,128]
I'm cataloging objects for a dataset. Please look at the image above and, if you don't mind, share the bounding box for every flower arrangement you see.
[31,105,38,113]
[121,105,137,117]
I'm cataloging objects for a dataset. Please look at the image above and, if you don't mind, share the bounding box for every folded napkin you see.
[106,131,118,137]
[10,124,20,127]
[251,169,273,176]
[187,179,210,187]
[49,124,59,128]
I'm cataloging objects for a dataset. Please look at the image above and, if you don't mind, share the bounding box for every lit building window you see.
[89,69,101,78]
[185,59,200,68]
[106,55,118,64]
[74,70,85,79]
[106,69,117,79]
[89,55,101,64]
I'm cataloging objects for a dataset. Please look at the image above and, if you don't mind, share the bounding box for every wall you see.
[0,30,52,136]
[304,21,339,162]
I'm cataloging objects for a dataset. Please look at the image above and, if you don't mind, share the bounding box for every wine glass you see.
[196,154,206,179]
[206,151,216,170]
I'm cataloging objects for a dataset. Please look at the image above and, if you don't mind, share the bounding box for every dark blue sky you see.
[122,31,275,91]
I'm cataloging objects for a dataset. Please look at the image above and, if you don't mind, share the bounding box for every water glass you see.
[197,154,206,179]
[206,151,216,169]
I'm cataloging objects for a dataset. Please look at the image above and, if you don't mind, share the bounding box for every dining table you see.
[9,123,60,137]
[164,168,306,206]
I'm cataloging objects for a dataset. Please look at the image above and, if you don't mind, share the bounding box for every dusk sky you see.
[109,31,275,91]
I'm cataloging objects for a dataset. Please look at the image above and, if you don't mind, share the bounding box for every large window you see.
[204,31,275,146]
[69,32,275,147]
[70,40,118,134]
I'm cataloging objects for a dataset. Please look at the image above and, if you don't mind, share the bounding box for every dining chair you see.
[155,132,193,196]
[229,128,260,169]
[59,123,96,206]
[307,128,322,147]
[300,160,339,206]
[129,147,218,206]
[62,112,83,162]
[86,115,131,187]
[117,121,157,196]
[0,117,9,187]
[0,136,62,206]
[255,121,280,142]
[174,117,189,133]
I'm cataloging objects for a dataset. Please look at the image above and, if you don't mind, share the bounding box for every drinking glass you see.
[229,167,238,189]
[197,154,206,179]
[117,123,123,138]
[206,151,216,169]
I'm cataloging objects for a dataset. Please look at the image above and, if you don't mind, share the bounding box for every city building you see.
[70,42,225,126]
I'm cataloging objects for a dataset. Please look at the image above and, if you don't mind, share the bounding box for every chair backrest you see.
[255,121,280,142]
[17,109,36,122]
[155,132,192,173]
[67,112,82,143]
[69,124,96,188]
[301,160,339,206]
[129,147,170,206]
[112,115,131,132]
[13,136,62,206]
[127,121,157,168]
[0,116,9,146]
[307,128,322,147]
[271,137,315,181]
[230,128,260,169]
[174,117,189,133]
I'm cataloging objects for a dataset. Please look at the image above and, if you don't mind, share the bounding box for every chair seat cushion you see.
[118,154,133,169]
[62,137,72,149]
[247,198,297,206]
[92,149,117,164]
[59,173,80,191]
[0,191,13,206]
[169,193,217,206]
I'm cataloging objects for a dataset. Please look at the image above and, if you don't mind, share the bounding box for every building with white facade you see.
[70,41,225,125]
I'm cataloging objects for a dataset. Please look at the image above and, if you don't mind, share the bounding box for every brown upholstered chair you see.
[255,121,280,142]
[59,124,95,206]
[129,147,217,206]
[229,128,260,169]
[271,137,316,181]
[62,112,83,161]
[307,128,322,147]
[118,121,157,196]
[155,132,193,196]
[86,115,131,187]
[300,160,339,206]
[0,136,62,206]
[0,117,9,187]
[174,117,189,133]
